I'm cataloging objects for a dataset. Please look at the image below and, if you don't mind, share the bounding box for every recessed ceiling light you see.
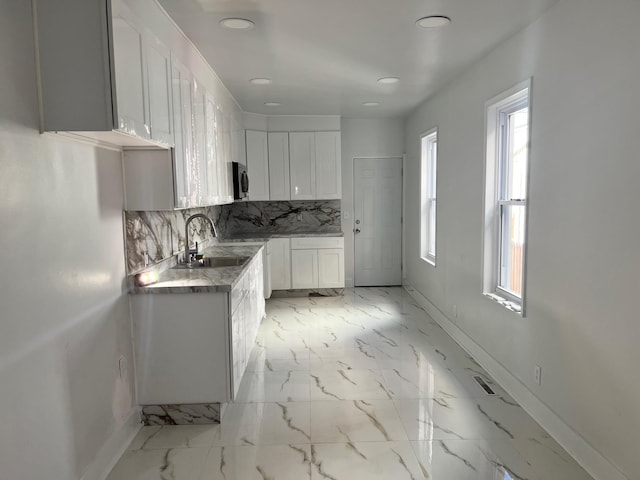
[250,78,272,85]
[264,102,281,106]
[219,18,255,30]
[416,15,451,28]
[377,77,400,84]
[362,102,380,107]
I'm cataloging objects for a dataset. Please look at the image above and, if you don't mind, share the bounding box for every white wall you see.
[0,1,137,479]
[341,118,404,286]
[403,0,640,479]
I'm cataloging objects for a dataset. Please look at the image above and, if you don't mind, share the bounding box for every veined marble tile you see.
[247,344,311,368]
[309,400,407,443]
[129,425,218,450]
[309,368,393,401]
[380,363,478,400]
[199,444,312,480]
[394,396,551,442]
[214,402,310,446]
[412,439,537,480]
[411,437,593,480]
[309,441,424,480]
[234,370,311,403]
[107,447,210,480]
[245,354,311,373]
[125,206,225,274]
[221,200,341,234]
[141,404,220,425]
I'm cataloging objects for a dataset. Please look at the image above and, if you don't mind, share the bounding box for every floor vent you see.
[473,375,496,395]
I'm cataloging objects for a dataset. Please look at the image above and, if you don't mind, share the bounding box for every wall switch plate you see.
[534,365,542,385]
[343,211,350,219]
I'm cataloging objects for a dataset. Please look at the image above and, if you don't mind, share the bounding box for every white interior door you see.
[354,158,403,286]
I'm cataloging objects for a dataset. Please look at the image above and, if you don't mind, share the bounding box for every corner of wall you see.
[80,407,141,480]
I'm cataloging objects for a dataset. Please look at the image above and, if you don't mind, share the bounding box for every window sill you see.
[421,256,436,267]
[483,292,522,315]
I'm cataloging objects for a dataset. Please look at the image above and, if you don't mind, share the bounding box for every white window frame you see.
[482,80,532,315]
[420,128,438,265]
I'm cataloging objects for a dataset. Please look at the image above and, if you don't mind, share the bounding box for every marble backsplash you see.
[220,200,341,235]
[124,200,341,274]
[124,206,227,274]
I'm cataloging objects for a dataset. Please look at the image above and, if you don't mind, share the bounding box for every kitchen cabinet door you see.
[145,31,173,145]
[268,132,290,200]
[171,58,191,208]
[289,132,316,200]
[192,79,210,205]
[205,93,220,204]
[318,248,345,288]
[231,297,246,399]
[218,107,234,203]
[291,249,318,289]
[315,131,342,199]
[269,238,291,290]
[111,4,150,139]
[246,130,270,200]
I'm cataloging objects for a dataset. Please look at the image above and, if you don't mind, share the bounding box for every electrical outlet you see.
[534,365,542,385]
[296,212,303,222]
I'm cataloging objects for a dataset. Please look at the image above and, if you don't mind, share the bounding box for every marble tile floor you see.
[108,287,594,480]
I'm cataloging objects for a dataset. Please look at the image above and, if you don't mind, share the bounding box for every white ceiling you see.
[157,0,557,117]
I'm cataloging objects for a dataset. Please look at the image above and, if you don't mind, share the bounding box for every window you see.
[483,81,531,313]
[421,129,438,265]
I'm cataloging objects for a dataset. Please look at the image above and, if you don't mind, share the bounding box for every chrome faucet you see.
[184,214,218,265]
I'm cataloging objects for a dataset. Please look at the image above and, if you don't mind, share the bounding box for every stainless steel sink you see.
[174,256,250,269]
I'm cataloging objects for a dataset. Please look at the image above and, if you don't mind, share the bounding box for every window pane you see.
[428,199,436,257]
[506,108,528,200]
[499,204,525,297]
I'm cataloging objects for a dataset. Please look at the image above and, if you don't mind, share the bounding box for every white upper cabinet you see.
[289,132,317,200]
[245,130,270,201]
[315,131,342,199]
[35,0,173,147]
[171,57,192,209]
[145,31,174,145]
[205,93,220,204]
[192,79,210,206]
[288,131,341,200]
[111,5,149,140]
[268,132,291,201]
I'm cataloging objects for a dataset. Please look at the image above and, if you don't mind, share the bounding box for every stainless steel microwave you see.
[232,162,249,200]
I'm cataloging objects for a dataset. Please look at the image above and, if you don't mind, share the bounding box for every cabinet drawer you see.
[290,237,344,249]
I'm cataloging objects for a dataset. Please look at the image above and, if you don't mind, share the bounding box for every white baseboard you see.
[80,407,141,480]
[403,284,628,480]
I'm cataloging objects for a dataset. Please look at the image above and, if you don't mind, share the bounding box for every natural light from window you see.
[420,129,437,265]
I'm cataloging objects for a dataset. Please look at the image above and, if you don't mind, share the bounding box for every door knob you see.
[354,228,361,234]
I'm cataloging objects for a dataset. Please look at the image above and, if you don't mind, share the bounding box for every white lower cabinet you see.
[291,249,318,289]
[289,237,344,289]
[318,248,345,288]
[268,238,291,290]
[131,252,265,404]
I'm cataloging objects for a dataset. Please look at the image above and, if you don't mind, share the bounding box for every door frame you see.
[352,156,404,287]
